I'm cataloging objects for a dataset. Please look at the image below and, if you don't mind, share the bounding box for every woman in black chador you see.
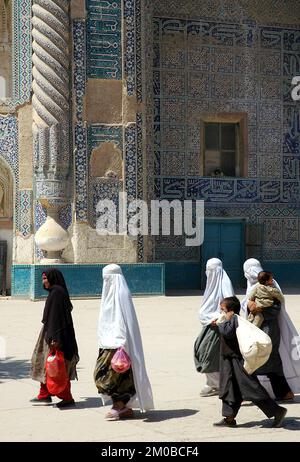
[30,269,79,407]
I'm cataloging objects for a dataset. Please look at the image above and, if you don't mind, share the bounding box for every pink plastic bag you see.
[111,346,131,374]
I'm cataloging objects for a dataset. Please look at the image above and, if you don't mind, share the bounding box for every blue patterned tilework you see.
[86,0,122,79]
[136,112,144,261]
[0,115,18,178]
[124,0,136,95]
[176,178,299,203]
[1,0,32,110]
[152,15,300,263]
[73,20,88,223]
[153,17,300,210]
[90,177,121,228]
[75,123,88,222]
[87,125,123,227]
[34,201,46,231]
[73,21,86,122]
[59,204,72,230]
[125,124,137,201]
[88,124,123,157]
[0,115,19,229]
[11,265,31,297]
[18,189,32,237]
[11,263,165,298]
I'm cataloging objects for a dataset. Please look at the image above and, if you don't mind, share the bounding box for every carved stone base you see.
[35,214,69,263]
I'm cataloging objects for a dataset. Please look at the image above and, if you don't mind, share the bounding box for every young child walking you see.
[247,271,284,327]
[212,296,287,428]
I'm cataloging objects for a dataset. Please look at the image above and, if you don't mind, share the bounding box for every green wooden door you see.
[201,220,245,289]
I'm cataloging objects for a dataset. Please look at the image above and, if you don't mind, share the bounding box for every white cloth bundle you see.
[236,315,272,375]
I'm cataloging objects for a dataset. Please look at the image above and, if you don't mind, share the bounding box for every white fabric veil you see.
[241,258,300,394]
[240,258,263,318]
[97,264,154,412]
[198,258,235,326]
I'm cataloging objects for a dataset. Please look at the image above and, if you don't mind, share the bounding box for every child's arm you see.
[269,287,285,303]
[218,315,237,339]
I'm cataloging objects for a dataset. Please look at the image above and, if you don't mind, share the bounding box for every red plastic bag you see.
[111,346,131,374]
[45,350,68,395]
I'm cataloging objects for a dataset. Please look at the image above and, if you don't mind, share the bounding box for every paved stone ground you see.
[1,294,300,442]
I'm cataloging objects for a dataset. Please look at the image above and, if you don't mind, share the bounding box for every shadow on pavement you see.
[237,417,300,430]
[242,396,300,406]
[142,408,199,422]
[72,397,104,409]
[53,397,104,410]
[0,356,31,381]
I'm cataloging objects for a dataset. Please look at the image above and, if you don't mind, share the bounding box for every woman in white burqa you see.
[194,258,235,396]
[241,258,300,400]
[94,264,154,420]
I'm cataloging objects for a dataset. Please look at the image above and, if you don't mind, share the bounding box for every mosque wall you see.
[1,0,300,295]
[147,0,300,263]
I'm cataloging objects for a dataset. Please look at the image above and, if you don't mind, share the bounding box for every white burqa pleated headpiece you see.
[198,258,235,326]
[241,258,300,395]
[97,264,154,412]
[240,258,263,317]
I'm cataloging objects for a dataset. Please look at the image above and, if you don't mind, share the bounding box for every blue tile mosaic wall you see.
[0,115,20,230]
[86,0,122,79]
[12,263,165,299]
[0,0,32,110]
[88,125,123,157]
[11,265,31,297]
[152,15,300,262]
[73,20,88,223]
[75,2,145,261]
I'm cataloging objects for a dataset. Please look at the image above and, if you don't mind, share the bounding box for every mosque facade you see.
[0,0,299,298]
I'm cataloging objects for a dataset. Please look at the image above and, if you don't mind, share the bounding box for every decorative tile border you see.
[75,123,88,222]
[0,114,19,230]
[124,123,137,201]
[1,0,32,109]
[12,263,165,298]
[124,0,136,95]
[73,20,88,223]
[18,189,32,237]
[73,20,86,122]
[88,124,123,156]
[86,0,122,79]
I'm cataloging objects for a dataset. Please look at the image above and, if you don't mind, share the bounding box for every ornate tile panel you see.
[151,14,300,269]
[86,0,122,79]
[18,189,32,237]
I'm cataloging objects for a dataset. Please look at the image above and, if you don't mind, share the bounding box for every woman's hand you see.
[50,340,59,351]
[248,300,257,312]
[248,300,263,314]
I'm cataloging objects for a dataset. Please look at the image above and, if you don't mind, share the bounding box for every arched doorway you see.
[0,157,13,295]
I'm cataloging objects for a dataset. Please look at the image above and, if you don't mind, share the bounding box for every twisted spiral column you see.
[32,0,71,192]
[32,0,71,261]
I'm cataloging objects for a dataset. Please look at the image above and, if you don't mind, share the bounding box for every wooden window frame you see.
[200,112,248,178]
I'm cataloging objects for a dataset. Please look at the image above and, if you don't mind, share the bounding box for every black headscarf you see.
[42,269,79,361]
